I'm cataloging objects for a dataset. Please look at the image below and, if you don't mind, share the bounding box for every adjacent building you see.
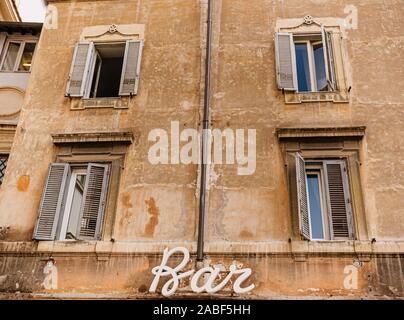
[0,0,19,22]
[0,0,403,299]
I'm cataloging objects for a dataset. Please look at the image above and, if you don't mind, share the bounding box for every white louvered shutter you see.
[77,163,110,240]
[295,153,310,240]
[66,42,94,97]
[119,40,144,96]
[33,163,70,240]
[324,161,354,239]
[275,33,297,91]
[321,27,337,91]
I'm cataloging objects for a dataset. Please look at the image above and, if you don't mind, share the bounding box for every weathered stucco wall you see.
[0,0,403,298]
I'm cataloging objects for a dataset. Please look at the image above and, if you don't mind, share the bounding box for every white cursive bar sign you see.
[149,247,255,297]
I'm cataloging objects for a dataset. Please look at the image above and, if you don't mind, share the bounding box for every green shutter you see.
[295,153,310,240]
[324,161,354,239]
[33,163,70,240]
[77,163,110,240]
[119,40,143,96]
[275,33,297,91]
[66,42,94,97]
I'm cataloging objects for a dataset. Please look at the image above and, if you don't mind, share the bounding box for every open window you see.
[0,39,37,72]
[33,163,110,241]
[295,153,355,241]
[275,29,337,93]
[66,40,143,98]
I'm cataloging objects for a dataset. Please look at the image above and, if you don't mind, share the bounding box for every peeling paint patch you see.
[144,197,159,237]
[17,175,30,192]
[239,230,254,239]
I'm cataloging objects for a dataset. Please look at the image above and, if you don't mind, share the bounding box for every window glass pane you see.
[313,43,327,91]
[65,173,87,239]
[0,156,8,185]
[89,54,102,98]
[307,174,324,239]
[1,42,21,71]
[295,43,311,92]
[18,42,36,71]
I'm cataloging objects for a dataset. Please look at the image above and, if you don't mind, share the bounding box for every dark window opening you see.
[89,43,125,98]
[0,155,8,185]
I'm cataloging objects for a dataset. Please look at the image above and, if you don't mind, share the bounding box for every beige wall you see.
[0,0,403,298]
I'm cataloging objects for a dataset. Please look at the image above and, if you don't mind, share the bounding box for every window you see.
[294,35,328,92]
[88,43,125,98]
[275,30,336,93]
[66,40,143,98]
[0,40,37,72]
[0,155,8,185]
[33,163,110,241]
[296,154,355,240]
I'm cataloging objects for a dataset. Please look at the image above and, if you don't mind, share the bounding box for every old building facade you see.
[0,0,403,299]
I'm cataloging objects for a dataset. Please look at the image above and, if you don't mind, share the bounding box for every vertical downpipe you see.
[196,0,213,263]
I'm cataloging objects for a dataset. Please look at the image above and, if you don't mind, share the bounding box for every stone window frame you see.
[276,16,351,104]
[67,24,145,110]
[51,132,133,241]
[277,127,368,242]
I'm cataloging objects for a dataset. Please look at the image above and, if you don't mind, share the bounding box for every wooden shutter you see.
[324,161,354,239]
[66,42,94,97]
[119,40,144,96]
[275,33,297,91]
[295,153,310,240]
[321,27,337,91]
[33,163,70,240]
[77,163,110,240]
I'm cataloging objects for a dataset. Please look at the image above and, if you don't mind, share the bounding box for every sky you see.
[15,0,46,22]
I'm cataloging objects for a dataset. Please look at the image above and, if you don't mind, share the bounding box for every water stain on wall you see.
[17,175,30,192]
[144,197,159,237]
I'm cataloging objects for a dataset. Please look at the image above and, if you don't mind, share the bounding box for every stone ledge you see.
[0,123,17,132]
[51,131,134,144]
[1,240,403,256]
[276,126,366,139]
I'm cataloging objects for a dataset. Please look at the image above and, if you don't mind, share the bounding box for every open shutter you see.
[33,163,70,240]
[66,42,94,97]
[77,163,110,240]
[119,40,144,96]
[295,153,310,240]
[321,27,337,91]
[324,161,354,239]
[275,33,297,91]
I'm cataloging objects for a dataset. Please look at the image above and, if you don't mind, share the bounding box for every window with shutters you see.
[66,40,143,99]
[276,32,336,93]
[33,162,110,241]
[0,37,38,73]
[275,18,350,103]
[277,127,368,242]
[296,155,354,240]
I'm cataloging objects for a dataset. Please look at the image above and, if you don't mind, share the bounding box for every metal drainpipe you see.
[196,0,213,263]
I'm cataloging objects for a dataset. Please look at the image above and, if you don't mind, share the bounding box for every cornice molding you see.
[276,127,366,140]
[51,131,134,144]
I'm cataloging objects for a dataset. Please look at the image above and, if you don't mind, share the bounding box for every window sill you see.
[70,97,129,110]
[1,240,404,256]
[284,90,349,104]
[0,70,31,74]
